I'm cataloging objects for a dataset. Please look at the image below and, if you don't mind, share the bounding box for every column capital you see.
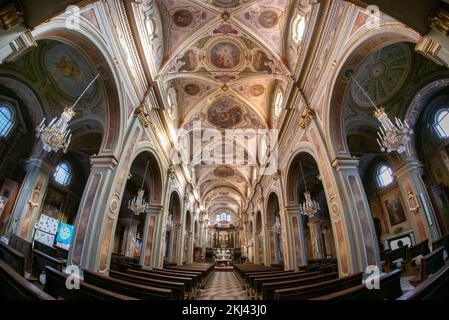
[331,157,360,171]
[146,205,163,215]
[90,155,119,169]
[26,156,53,175]
[395,160,424,180]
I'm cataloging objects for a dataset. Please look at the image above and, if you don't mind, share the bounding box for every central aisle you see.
[198,270,248,300]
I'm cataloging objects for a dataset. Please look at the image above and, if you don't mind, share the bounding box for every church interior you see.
[0,0,449,302]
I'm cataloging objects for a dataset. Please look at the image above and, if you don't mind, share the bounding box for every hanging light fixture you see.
[36,73,101,153]
[166,214,174,231]
[299,160,320,217]
[128,160,150,215]
[345,70,413,154]
[273,216,281,234]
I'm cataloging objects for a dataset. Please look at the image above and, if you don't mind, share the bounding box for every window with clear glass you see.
[54,163,72,186]
[274,90,283,118]
[376,165,394,188]
[292,14,306,44]
[435,110,449,139]
[0,105,14,137]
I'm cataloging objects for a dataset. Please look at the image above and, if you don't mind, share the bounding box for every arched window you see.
[376,164,394,188]
[292,14,306,44]
[0,105,14,138]
[54,163,72,186]
[274,90,283,118]
[435,109,449,139]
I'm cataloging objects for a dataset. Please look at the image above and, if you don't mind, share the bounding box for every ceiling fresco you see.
[133,0,311,217]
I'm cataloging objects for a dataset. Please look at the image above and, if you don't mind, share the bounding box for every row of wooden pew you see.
[233,234,449,301]
[0,235,214,300]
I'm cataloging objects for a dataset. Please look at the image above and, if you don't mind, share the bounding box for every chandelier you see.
[299,160,320,217]
[166,214,175,231]
[273,216,281,234]
[128,160,150,215]
[346,70,413,154]
[36,73,101,153]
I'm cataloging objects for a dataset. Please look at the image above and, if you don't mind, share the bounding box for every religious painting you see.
[213,0,240,8]
[383,192,407,227]
[249,84,265,97]
[184,83,200,96]
[252,50,272,72]
[214,166,235,177]
[173,9,193,27]
[44,42,95,99]
[207,97,243,128]
[0,179,20,237]
[428,185,449,234]
[210,42,241,69]
[179,49,198,72]
[258,10,279,28]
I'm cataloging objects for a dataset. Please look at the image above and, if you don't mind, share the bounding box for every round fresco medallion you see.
[173,9,193,27]
[350,43,411,108]
[44,42,95,99]
[184,83,200,96]
[207,96,243,128]
[258,10,279,28]
[213,0,240,8]
[214,166,235,177]
[210,42,241,69]
[249,84,265,97]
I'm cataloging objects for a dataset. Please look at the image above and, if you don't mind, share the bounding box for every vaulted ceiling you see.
[130,0,312,218]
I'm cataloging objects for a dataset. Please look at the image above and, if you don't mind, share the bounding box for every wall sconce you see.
[407,191,421,214]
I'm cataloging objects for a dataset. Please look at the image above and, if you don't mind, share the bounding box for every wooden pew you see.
[9,234,33,273]
[0,240,25,276]
[398,261,449,300]
[144,268,201,293]
[261,272,339,300]
[246,271,299,295]
[432,233,449,257]
[31,249,63,279]
[405,239,430,275]
[312,269,402,300]
[0,260,54,300]
[83,270,173,300]
[109,270,187,300]
[251,271,319,299]
[44,266,135,300]
[410,247,446,286]
[384,246,407,272]
[274,272,364,300]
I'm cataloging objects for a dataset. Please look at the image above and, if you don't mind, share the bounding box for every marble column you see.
[308,219,324,260]
[332,157,381,271]
[141,205,163,269]
[68,155,118,271]
[285,206,308,269]
[9,156,52,241]
[171,223,182,264]
[395,161,440,242]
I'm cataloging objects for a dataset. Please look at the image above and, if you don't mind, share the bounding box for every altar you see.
[214,248,233,270]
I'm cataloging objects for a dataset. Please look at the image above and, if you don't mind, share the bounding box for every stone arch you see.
[326,25,420,159]
[32,20,125,157]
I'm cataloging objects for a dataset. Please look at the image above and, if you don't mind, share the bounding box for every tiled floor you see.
[198,270,249,300]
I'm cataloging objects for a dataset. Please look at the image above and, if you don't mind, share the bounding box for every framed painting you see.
[427,184,449,234]
[382,191,407,228]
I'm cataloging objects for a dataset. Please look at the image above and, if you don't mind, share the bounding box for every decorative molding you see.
[415,36,445,66]
[429,8,449,36]
[134,87,153,127]
[298,89,316,129]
